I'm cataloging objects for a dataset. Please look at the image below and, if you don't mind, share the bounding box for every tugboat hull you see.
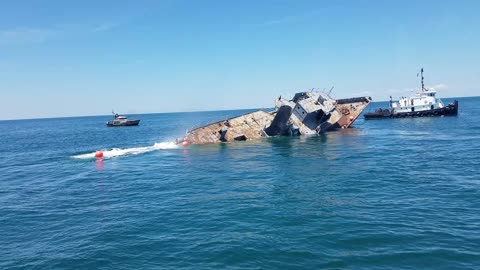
[364,100,458,120]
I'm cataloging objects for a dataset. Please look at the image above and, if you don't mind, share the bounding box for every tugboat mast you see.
[421,68,425,92]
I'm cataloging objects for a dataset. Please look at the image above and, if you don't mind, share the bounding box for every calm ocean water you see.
[1,97,479,269]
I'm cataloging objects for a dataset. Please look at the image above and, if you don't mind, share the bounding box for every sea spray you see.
[72,141,178,159]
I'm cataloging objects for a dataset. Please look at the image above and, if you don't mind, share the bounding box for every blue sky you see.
[0,0,479,120]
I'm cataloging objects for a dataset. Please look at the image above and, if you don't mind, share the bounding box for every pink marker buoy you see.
[182,141,190,147]
[95,150,104,159]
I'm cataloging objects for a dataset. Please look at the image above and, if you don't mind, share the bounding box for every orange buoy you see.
[182,141,190,147]
[95,151,104,158]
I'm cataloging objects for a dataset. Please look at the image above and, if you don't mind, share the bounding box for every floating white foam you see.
[72,142,178,159]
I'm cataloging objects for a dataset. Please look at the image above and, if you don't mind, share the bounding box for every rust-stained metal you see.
[183,110,274,144]
[178,91,371,145]
[334,97,372,128]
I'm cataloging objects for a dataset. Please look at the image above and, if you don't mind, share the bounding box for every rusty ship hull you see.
[180,92,371,145]
[183,110,274,145]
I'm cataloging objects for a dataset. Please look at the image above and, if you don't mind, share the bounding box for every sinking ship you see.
[178,91,371,145]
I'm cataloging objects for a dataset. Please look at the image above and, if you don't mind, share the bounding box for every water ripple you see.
[1,98,479,269]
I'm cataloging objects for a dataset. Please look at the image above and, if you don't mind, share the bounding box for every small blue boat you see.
[106,113,140,127]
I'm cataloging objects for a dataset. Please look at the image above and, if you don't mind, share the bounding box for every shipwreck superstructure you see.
[179,91,371,145]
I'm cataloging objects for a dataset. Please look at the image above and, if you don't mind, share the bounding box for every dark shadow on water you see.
[264,136,297,158]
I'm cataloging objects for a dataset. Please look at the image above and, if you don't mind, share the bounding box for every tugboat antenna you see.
[421,68,425,92]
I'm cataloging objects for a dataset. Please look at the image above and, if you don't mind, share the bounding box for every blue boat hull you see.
[106,120,140,127]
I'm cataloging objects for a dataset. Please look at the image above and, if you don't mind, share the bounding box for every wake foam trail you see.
[72,142,178,159]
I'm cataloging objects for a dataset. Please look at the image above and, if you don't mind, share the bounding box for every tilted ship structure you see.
[178,91,371,145]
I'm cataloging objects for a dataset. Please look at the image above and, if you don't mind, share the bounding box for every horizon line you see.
[1,95,478,122]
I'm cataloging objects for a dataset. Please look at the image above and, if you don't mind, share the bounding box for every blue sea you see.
[1,97,479,269]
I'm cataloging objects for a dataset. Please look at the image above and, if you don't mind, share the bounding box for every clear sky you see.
[1,0,479,120]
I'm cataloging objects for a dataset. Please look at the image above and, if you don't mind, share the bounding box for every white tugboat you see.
[365,68,458,119]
